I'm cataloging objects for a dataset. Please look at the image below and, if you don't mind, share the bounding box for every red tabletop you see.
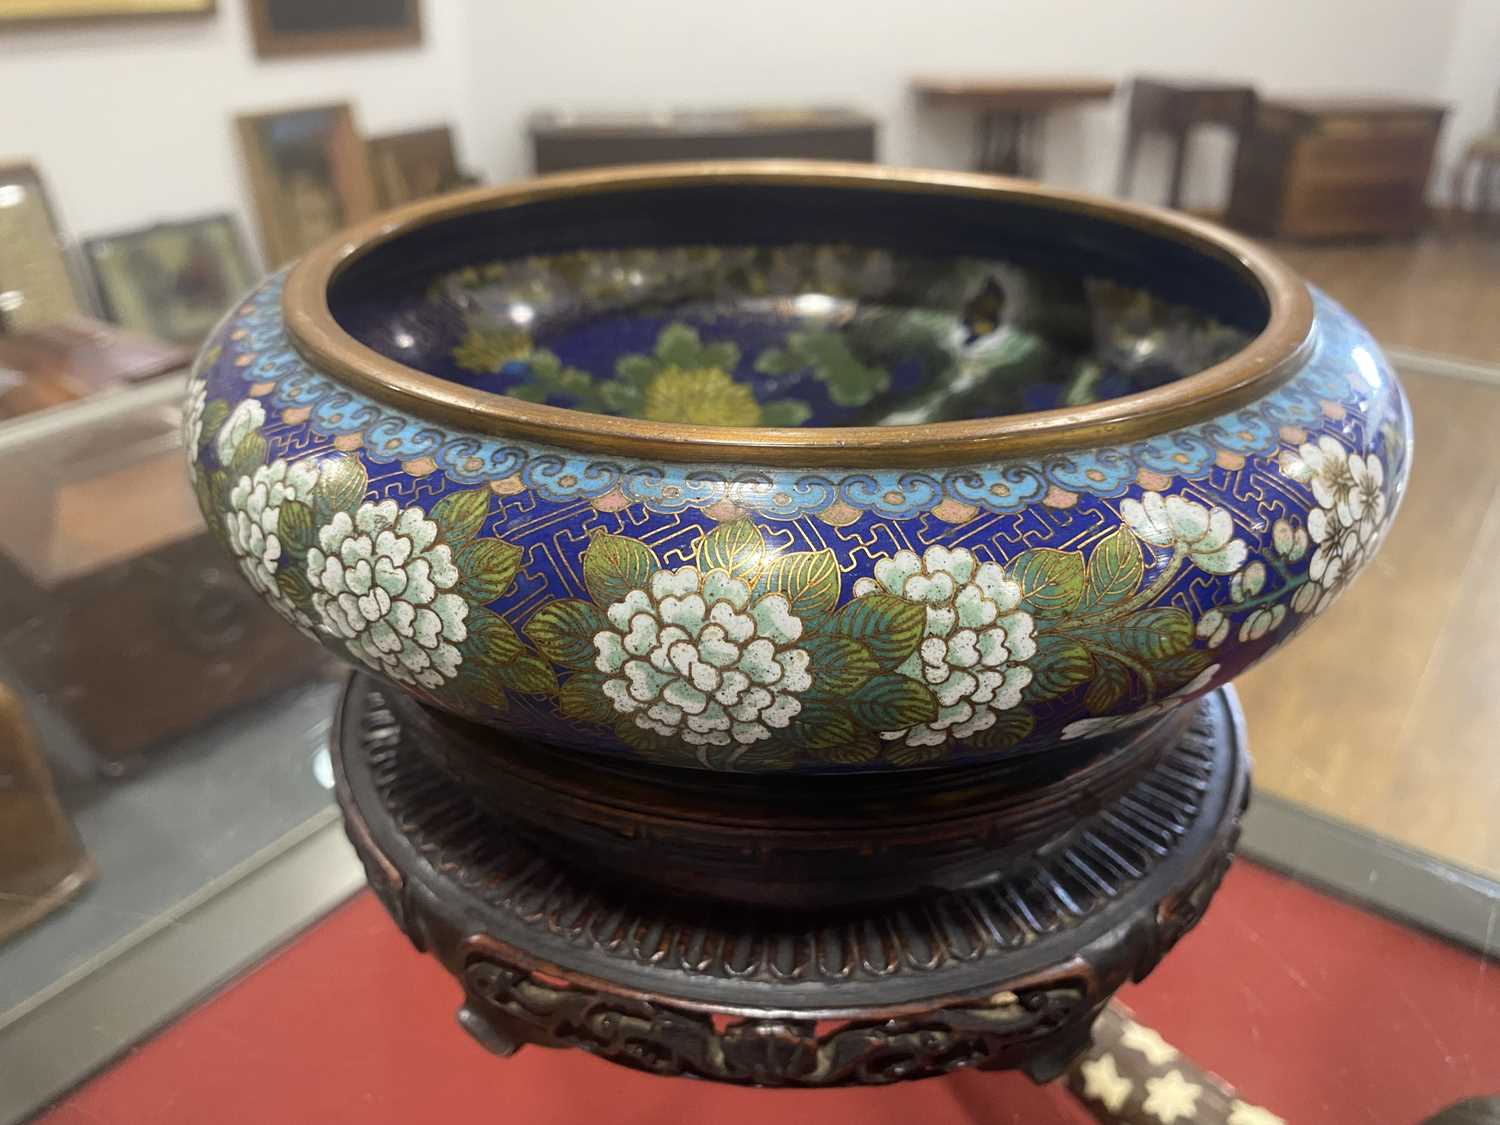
[42,862,1500,1124]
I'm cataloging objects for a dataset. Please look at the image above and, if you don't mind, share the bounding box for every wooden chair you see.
[1451,87,1500,215]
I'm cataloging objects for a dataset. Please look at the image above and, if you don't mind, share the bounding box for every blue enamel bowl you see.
[186,162,1410,772]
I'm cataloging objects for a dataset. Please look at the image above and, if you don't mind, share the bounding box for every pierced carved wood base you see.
[332,674,1249,1089]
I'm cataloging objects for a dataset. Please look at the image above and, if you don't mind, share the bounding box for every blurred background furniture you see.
[1228,96,1447,238]
[0,390,330,771]
[1451,87,1500,215]
[0,681,92,944]
[912,76,1116,177]
[1115,77,1257,208]
[528,107,877,173]
[0,319,190,420]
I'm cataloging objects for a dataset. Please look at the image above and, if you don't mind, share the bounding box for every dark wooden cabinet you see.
[1228,97,1447,239]
[528,108,877,173]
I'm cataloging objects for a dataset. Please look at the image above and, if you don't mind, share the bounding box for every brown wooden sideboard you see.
[1227,96,1446,239]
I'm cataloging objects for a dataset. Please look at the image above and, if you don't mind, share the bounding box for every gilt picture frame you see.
[246,0,420,58]
[235,103,378,268]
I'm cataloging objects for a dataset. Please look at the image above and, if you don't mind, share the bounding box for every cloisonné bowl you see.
[185,162,1410,774]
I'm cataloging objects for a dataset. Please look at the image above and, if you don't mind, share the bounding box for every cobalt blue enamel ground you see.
[185,200,1410,774]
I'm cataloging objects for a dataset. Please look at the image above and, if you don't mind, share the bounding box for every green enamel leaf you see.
[1009,548,1086,618]
[655,322,703,367]
[1081,526,1144,612]
[459,671,511,713]
[967,708,1035,753]
[1084,656,1130,715]
[312,454,367,522]
[459,611,524,668]
[758,399,813,426]
[1024,635,1093,701]
[199,400,230,447]
[275,565,315,611]
[615,718,683,763]
[525,599,604,670]
[598,379,646,416]
[790,699,859,751]
[1080,607,1195,663]
[885,740,947,768]
[848,674,939,731]
[614,354,658,387]
[582,532,657,607]
[430,489,491,544]
[455,538,523,603]
[755,330,891,407]
[1153,648,1214,694]
[496,653,559,695]
[558,671,613,724]
[832,593,927,671]
[805,728,881,765]
[695,520,765,582]
[755,549,840,621]
[277,500,316,560]
[799,633,880,696]
[227,431,268,481]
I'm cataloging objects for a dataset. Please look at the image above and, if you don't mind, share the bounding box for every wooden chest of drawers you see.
[1227,97,1446,239]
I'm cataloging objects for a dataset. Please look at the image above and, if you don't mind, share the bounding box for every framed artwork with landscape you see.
[83,214,257,345]
[246,0,420,58]
[235,103,378,267]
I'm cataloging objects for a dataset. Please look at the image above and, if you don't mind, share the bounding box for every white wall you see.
[0,0,1487,266]
[0,0,478,267]
[1438,0,1500,205]
[463,0,1466,211]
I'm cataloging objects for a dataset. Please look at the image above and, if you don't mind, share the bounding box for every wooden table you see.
[912,77,1116,178]
[1227,96,1447,239]
[529,107,878,173]
[1116,77,1258,208]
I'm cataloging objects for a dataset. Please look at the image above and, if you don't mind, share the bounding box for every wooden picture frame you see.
[0,0,212,26]
[235,103,377,268]
[247,0,420,58]
[83,213,258,345]
[368,124,470,209]
[0,161,89,333]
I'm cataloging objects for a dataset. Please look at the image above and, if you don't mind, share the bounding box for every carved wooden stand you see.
[333,673,1271,1115]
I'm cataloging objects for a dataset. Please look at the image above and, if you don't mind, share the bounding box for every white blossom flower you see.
[1142,1069,1203,1124]
[1284,440,1388,616]
[308,500,469,689]
[1238,603,1286,642]
[854,545,1035,747]
[1060,664,1220,742]
[224,459,319,632]
[1195,608,1228,648]
[593,565,811,747]
[1120,492,1247,574]
[215,398,266,466]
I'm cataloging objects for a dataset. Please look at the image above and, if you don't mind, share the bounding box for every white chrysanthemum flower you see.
[1120,491,1247,574]
[215,398,266,466]
[593,565,812,747]
[224,459,319,631]
[1060,665,1219,742]
[182,377,207,478]
[853,545,1035,748]
[308,500,469,690]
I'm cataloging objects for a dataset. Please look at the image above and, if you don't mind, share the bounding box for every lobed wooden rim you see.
[283,161,1316,469]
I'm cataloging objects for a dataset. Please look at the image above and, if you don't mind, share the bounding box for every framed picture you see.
[235,103,378,267]
[246,0,420,58]
[368,124,474,209]
[83,214,257,345]
[0,161,88,333]
[0,0,213,26]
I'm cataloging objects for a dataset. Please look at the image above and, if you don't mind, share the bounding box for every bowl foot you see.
[331,673,1249,1087]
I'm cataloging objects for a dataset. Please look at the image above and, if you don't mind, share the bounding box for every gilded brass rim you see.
[283,161,1316,469]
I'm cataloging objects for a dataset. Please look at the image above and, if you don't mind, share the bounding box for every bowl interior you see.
[328,182,1270,429]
